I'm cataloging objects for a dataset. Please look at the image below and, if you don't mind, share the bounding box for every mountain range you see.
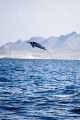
[0,31,80,60]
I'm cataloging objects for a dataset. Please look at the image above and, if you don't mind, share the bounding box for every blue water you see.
[0,58,80,120]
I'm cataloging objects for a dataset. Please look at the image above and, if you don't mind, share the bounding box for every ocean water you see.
[0,58,80,120]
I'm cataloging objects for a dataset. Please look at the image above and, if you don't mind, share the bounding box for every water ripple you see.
[0,58,80,120]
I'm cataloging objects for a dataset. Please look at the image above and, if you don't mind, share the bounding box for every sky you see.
[0,0,80,46]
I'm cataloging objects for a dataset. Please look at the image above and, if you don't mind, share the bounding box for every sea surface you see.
[0,58,80,120]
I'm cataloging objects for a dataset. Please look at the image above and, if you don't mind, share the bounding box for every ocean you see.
[0,58,80,120]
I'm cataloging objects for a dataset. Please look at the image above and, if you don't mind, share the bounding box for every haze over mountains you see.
[0,31,80,60]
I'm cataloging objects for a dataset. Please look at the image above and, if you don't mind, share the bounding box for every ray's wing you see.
[27,42,35,48]
[30,42,35,48]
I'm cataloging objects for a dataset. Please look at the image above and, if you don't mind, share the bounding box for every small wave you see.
[0,77,9,82]
[70,108,80,114]
[2,106,20,111]
[53,91,80,98]
[53,94,72,98]
[73,90,80,96]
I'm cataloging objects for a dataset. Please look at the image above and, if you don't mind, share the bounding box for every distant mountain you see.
[41,31,80,50]
[0,32,80,59]
[0,37,45,51]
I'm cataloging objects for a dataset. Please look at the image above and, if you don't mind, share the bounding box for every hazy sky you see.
[0,0,80,45]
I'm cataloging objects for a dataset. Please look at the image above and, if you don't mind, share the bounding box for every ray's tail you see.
[46,49,53,59]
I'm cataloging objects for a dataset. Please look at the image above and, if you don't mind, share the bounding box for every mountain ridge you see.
[0,31,80,59]
[1,31,80,50]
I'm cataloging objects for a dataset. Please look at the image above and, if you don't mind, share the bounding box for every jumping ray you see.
[27,41,53,59]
